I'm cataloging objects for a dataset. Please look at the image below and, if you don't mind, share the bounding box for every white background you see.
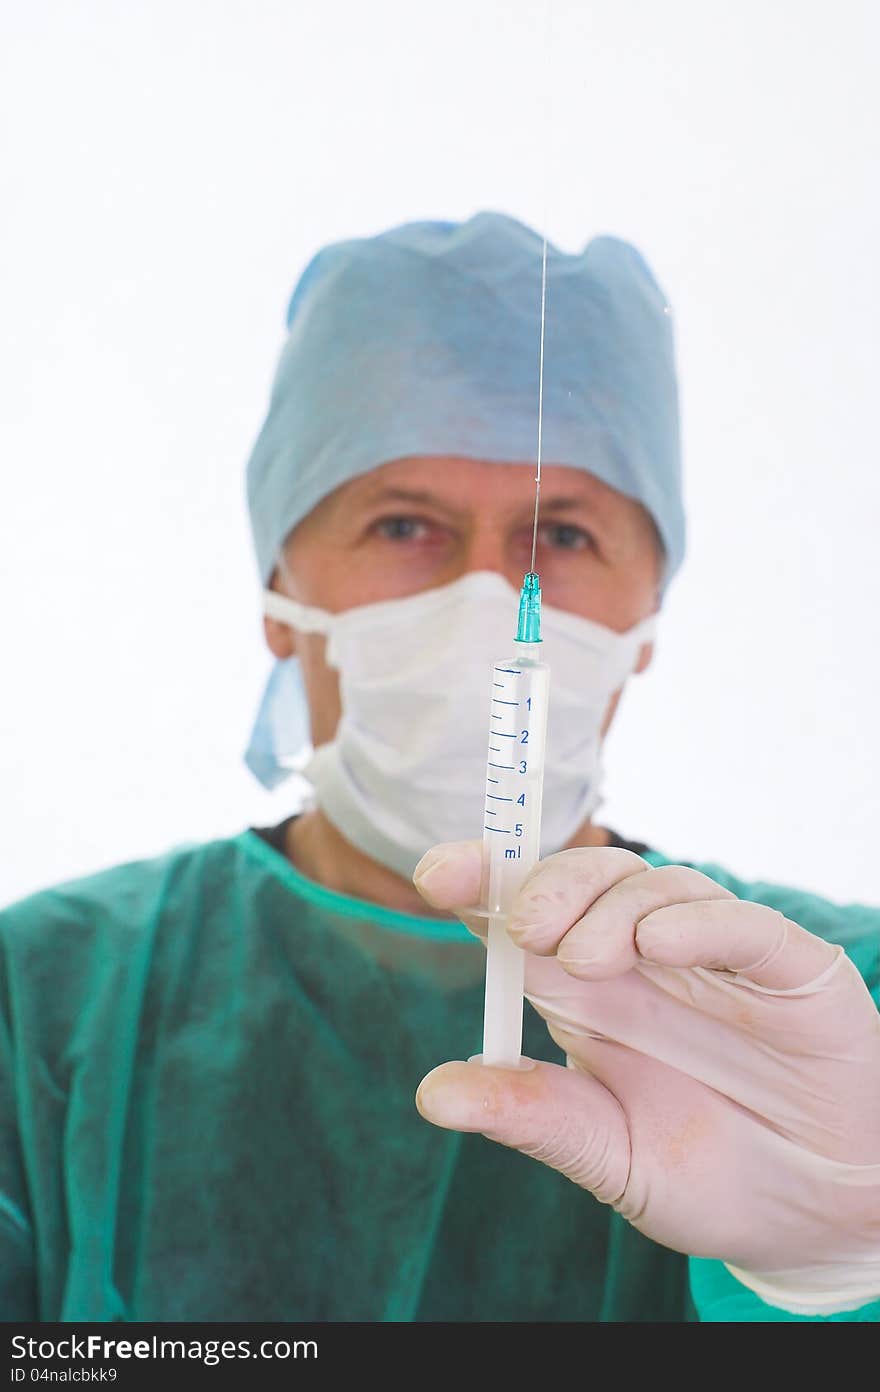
[1,0,877,907]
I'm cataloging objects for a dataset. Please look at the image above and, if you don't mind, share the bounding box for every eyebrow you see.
[535,495,600,514]
[361,487,458,509]
[359,484,602,520]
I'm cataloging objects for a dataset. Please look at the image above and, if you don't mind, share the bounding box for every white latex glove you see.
[414,843,880,1315]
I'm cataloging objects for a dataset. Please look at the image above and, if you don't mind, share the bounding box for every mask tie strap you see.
[632,614,658,645]
[263,590,333,635]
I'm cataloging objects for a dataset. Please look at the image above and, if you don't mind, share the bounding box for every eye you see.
[538,522,596,552]
[373,515,431,542]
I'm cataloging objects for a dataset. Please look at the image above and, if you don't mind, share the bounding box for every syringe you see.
[480,571,549,1066]
[480,203,551,1066]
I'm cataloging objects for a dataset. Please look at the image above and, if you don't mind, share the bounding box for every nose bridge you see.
[463,515,506,575]
[457,506,524,589]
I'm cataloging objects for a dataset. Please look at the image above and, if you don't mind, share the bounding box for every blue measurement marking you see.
[491,714,503,720]
[487,794,513,802]
[493,682,506,689]
[487,778,499,784]
[497,668,521,675]
[485,809,496,816]
[496,732,516,739]
[492,698,519,706]
[488,762,514,770]
[489,745,501,752]
[484,826,511,834]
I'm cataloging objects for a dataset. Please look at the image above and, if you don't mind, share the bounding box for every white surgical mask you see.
[246,571,654,879]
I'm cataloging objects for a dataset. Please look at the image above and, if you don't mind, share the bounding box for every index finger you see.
[413,840,490,942]
[413,840,484,909]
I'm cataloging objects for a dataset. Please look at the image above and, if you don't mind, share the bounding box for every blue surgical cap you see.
[246,211,684,587]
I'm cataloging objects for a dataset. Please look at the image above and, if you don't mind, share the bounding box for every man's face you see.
[265,456,662,745]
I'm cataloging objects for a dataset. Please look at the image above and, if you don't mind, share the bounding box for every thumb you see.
[415,1058,630,1206]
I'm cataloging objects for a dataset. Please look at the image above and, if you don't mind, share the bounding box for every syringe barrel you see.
[481,643,550,1066]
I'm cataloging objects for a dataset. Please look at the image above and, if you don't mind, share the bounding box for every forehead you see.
[314,455,646,524]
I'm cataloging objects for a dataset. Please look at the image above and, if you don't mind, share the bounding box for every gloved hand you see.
[414,843,880,1315]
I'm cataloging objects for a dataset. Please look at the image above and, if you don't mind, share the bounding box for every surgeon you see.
[0,213,877,1324]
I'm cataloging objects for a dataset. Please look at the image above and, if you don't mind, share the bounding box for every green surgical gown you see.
[1,830,878,1323]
